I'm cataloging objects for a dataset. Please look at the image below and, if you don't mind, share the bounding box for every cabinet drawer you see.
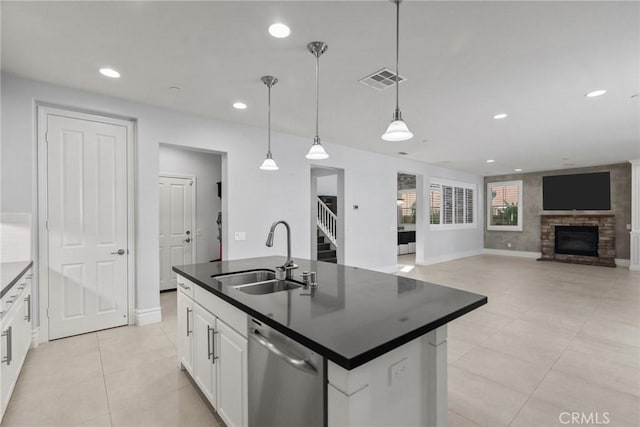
[176,275,195,300]
[194,286,247,338]
[1,277,31,319]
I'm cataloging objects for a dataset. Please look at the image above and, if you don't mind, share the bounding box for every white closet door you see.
[159,176,193,291]
[47,114,129,339]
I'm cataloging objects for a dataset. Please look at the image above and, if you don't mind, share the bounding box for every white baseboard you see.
[417,249,483,266]
[135,307,162,326]
[629,264,640,271]
[482,248,542,259]
[615,258,630,267]
[31,327,40,349]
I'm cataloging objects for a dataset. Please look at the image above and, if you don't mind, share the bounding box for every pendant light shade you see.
[306,41,329,160]
[259,153,279,171]
[259,75,279,171]
[382,0,413,142]
[383,112,414,142]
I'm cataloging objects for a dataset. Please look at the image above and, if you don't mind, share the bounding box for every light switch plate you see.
[235,232,246,241]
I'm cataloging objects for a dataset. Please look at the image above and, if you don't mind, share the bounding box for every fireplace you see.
[539,213,615,267]
[555,226,598,257]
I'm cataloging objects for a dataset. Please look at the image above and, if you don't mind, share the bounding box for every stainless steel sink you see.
[234,280,301,295]
[213,270,276,287]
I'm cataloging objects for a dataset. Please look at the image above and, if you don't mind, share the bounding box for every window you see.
[397,190,416,224]
[487,180,523,231]
[430,179,476,229]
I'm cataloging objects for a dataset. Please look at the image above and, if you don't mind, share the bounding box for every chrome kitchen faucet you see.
[265,220,298,280]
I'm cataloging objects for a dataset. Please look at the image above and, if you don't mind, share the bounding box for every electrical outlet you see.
[507,242,512,248]
[389,358,408,386]
[234,232,246,241]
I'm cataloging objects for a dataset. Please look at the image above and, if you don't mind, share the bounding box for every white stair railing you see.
[317,197,338,247]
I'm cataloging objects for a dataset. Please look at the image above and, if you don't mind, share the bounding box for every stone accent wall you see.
[540,214,615,267]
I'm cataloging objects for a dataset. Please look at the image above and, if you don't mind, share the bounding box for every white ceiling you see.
[2,1,639,176]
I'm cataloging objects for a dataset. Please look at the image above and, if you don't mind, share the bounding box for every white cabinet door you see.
[177,292,194,374]
[193,303,217,407]
[1,296,24,413]
[216,319,248,427]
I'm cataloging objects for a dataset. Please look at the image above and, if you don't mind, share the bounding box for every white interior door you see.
[47,113,130,340]
[159,176,194,291]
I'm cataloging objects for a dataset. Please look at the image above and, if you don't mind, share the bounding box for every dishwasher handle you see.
[250,329,317,375]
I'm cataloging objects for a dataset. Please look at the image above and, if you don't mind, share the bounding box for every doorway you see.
[397,173,417,266]
[37,106,135,341]
[310,167,345,264]
[159,175,195,291]
[158,145,222,291]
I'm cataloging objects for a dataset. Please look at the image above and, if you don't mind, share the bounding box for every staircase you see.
[317,229,337,263]
[317,196,338,263]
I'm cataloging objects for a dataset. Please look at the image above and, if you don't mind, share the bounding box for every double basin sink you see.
[213,270,301,295]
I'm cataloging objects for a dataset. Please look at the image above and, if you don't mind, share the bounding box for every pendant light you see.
[259,75,279,171]
[382,0,413,142]
[306,41,329,160]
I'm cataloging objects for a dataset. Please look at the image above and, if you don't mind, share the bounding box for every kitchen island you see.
[174,256,486,427]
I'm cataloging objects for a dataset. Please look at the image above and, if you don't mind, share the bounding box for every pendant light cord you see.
[267,83,272,155]
[315,54,320,138]
[395,0,400,113]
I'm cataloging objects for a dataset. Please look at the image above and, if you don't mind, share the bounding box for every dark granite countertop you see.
[1,261,33,298]
[173,256,487,370]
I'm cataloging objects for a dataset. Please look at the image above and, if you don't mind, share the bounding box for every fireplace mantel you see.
[540,210,614,216]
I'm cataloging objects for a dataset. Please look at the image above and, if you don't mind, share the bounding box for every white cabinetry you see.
[0,267,32,422]
[177,290,194,375]
[193,303,217,405]
[216,319,248,427]
[177,274,248,427]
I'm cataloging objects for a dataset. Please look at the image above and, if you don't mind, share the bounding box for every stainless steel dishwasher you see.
[248,318,325,427]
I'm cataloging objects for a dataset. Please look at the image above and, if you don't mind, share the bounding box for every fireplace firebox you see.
[554,226,599,257]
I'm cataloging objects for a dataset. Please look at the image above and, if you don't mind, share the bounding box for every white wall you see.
[1,72,484,323]
[159,145,222,263]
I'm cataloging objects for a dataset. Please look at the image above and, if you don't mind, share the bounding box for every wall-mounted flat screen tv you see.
[542,172,611,210]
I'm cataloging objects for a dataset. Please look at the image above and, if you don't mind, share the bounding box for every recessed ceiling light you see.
[99,68,120,79]
[268,23,290,38]
[514,168,522,172]
[486,159,495,163]
[493,113,507,119]
[585,89,606,98]
[233,102,247,110]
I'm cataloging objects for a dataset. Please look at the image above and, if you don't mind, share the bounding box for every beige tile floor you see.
[1,292,222,427]
[397,254,640,427]
[2,254,638,426]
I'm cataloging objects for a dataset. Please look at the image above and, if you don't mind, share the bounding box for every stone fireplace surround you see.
[539,212,616,267]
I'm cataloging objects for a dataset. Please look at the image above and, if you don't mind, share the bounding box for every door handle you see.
[111,249,125,255]
[207,325,219,363]
[186,307,192,336]
[24,295,31,322]
[184,238,191,243]
[250,329,317,374]
[2,327,12,365]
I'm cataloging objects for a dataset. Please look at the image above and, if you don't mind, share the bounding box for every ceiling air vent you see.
[359,68,406,91]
